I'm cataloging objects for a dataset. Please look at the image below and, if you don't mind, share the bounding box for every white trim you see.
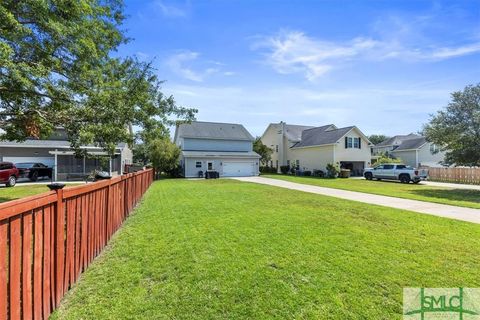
[0,144,124,151]
[391,145,426,152]
[291,143,336,150]
[48,150,118,156]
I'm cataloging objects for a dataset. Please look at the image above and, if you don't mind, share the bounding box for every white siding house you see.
[174,121,260,178]
[261,122,372,175]
[372,134,446,167]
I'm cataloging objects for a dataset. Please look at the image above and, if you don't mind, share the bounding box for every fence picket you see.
[427,167,480,185]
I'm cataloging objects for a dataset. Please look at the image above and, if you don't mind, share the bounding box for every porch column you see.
[54,149,58,181]
[109,157,112,175]
[83,155,86,175]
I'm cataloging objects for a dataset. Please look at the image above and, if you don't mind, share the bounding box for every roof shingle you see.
[176,121,254,141]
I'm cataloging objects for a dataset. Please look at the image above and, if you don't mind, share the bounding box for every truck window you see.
[396,165,406,169]
[383,165,394,169]
[374,165,384,170]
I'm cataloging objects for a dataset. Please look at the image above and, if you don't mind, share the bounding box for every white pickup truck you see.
[364,163,428,184]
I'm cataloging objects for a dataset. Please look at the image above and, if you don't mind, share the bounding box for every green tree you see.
[253,137,273,165]
[368,134,390,145]
[423,84,480,166]
[149,138,181,176]
[0,1,196,155]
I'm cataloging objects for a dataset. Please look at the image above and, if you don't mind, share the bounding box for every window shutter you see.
[345,137,348,148]
[358,138,361,149]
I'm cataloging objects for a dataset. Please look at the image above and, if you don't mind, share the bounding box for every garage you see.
[222,161,255,177]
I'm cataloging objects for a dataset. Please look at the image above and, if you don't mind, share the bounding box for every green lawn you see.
[262,174,480,209]
[0,184,55,203]
[52,179,480,319]
[0,183,82,203]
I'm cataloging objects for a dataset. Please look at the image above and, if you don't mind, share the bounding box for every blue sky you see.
[119,0,480,137]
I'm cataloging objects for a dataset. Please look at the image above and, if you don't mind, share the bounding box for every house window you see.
[353,137,359,148]
[295,159,300,169]
[346,137,361,149]
[430,143,438,153]
[276,145,279,152]
[207,162,214,170]
[287,160,290,166]
[195,161,202,168]
[276,160,278,168]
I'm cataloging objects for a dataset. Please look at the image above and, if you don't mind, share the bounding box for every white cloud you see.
[165,51,234,82]
[162,83,453,137]
[166,51,204,82]
[253,29,480,80]
[154,0,187,17]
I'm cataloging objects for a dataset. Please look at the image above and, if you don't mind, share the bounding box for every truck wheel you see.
[30,171,38,182]
[6,175,16,187]
[364,172,373,180]
[400,174,410,183]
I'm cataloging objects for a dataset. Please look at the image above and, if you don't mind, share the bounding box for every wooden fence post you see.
[54,186,65,306]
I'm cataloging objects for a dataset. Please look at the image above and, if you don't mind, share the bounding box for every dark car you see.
[15,162,53,182]
[0,162,19,187]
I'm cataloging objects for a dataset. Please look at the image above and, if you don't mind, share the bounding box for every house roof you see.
[0,139,127,150]
[391,137,427,151]
[181,150,260,158]
[175,121,254,141]
[292,126,356,148]
[283,124,316,141]
[375,133,421,147]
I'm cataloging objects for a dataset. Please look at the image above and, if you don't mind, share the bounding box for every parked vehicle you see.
[0,162,19,187]
[364,163,428,184]
[15,162,53,182]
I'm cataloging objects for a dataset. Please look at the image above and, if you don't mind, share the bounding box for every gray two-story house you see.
[174,121,260,178]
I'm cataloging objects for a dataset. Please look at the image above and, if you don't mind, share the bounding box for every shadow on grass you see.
[410,188,480,204]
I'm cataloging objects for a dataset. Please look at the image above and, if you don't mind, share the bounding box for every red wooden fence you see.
[0,169,154,320]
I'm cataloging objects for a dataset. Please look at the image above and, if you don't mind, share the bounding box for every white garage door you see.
[223,161,255,177]
[3,157,55,167]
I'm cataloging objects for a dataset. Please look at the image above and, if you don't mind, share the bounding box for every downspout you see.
[277,121,285,173]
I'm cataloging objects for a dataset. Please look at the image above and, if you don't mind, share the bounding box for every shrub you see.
[260,166,277,174]
[313,169,325,177]
[374,152,403,165]
[304,170,312,176]
[280,165,290,174]
[326,163,340,178]
[289,166,296,175]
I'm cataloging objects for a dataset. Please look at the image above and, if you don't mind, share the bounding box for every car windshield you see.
[15,163,36,168]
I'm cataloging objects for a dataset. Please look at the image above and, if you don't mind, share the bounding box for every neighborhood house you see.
[0,128,133,181]
[261,122,372,175]
[174,121,260,177]
[372,134,446,167]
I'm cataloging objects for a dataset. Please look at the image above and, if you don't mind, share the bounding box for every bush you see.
[289,166,296,175]
[374,152,403,165]
[260,166,277,174]
[280,165,290,174]
[326,163,340,178]
[313,169,325,177]
[304,170,312,176]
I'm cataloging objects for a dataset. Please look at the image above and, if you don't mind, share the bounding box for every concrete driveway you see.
[351,176,480,191]
[233,176,480,225]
